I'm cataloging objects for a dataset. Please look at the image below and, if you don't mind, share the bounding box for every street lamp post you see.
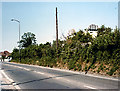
[11,19,21,62]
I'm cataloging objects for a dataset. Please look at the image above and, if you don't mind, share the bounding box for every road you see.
[1,62,119,90]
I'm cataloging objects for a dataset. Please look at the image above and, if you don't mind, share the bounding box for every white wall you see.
[84,30,97,38]
[88,31,97,38]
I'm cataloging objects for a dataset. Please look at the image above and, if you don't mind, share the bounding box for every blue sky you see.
[2,2,118,52]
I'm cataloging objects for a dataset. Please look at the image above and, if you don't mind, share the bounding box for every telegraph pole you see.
[56,7,58,57]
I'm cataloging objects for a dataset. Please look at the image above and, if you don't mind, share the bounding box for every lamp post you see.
[11,19,21,62]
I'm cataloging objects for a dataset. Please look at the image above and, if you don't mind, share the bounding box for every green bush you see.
[85,65,88,71]
[98,63,104,71]
[50,64,53,68]
[74,67,77,71]
[68,59,76,70]
[10,26,120,77]
[77,64,82,71]
[106,68,109,70]
[91,64,96,69]
[97,69,100,73]
[107,67,119,76]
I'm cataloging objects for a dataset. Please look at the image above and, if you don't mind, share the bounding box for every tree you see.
[11,48,19,60]
[97,25,105,36]
[19,32,36,48]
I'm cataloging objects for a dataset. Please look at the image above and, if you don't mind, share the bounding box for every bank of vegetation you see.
[11,25,120,77]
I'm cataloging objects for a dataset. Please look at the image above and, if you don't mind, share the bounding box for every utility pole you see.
[56,7,58,57]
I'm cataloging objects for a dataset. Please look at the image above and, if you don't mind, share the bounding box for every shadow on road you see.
[16,74,79,85]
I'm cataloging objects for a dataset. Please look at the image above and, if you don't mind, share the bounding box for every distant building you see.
[4,51,11,58]
[0,52,4,58]
[0,51,11,61]
[85,24,98,38]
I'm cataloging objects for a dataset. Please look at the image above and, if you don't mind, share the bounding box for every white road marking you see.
[22,63,118,81]
[3,62,118,89]
[48,74,56,77]
[8,62,119,81]
[1,70,21,89]
[23,68,30,71]
[1,70,14,82]
[66,79,70,82]
[3,63,99,89]
[34,71,44,75]
[4,63,46,75]
[84,85,96,89]
[54,77,60,79]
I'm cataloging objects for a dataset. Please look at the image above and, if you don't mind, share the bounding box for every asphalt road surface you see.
[1,62,119,90]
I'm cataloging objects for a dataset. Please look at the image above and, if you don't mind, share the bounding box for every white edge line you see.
[35,71,44,74]
[1,70,14,82]
[2,63,100,89]
[1,70,21,89]
[31,64,119,81]
[7,62,119,81]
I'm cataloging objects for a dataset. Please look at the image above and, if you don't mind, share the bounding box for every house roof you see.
[0,51,11,56]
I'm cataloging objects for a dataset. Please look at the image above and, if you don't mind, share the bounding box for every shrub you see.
[107,67,119,76]
[69,64,75,70]
[77,64,79,67]
[68,59,76,70]
[97,69,100,73]
[98,63,104,71]
[50,64,53,68]
[85,65,88,71]
[106,68,109,70]
[91,64,96,69]
[74,67,77,71]
[77,64,82,71]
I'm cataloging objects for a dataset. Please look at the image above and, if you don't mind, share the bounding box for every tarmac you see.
[0,60,16,90]
[1,70,16,90]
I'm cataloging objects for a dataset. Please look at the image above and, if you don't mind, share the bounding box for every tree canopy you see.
[19,32,36,48]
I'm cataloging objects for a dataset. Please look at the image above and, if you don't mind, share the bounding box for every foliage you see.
[11,25,120,76]
[19,32,36,48]
[107,67,119,76]
[77,64,82,71]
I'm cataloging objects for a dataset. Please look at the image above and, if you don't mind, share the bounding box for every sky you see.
[1,1,118,52]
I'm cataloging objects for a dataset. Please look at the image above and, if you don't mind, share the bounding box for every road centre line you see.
[84,85,97,89]
[17,62,118,81]
[23,68,30,71]
[34,71,44,74]
[26,63,119,81]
